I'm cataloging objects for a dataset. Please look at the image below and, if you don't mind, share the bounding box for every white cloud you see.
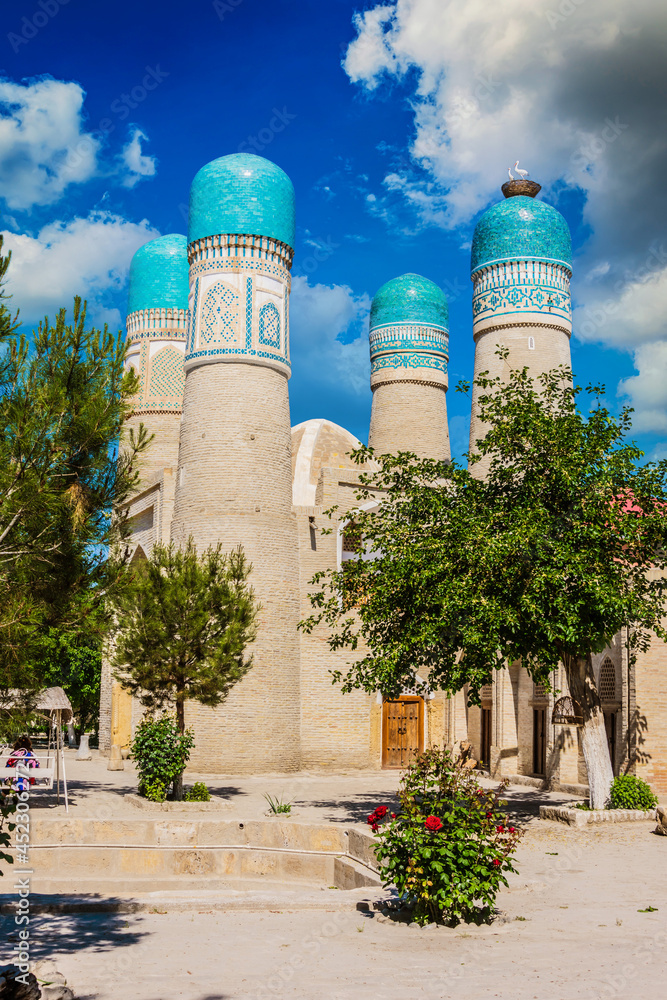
[119,128,157,188]
[618,341,667,435]
[343,0,667,426]
[0,77,101,210]
[2,212,160,328]
[290,276,371,394]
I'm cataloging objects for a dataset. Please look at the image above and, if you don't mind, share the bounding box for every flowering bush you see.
[367,746,522,925]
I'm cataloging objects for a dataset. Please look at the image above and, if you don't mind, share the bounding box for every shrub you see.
[143,779,166,803]
[608,775,657,811]
[369,746,522,926]
[131,715,195,799]
[185,782,211,802]
[264,793,292,814]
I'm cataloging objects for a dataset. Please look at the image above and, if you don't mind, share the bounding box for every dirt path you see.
[19,819,664,1000]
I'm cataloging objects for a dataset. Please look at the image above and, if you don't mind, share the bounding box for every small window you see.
[599,658,616,702]
[528,336,535,350]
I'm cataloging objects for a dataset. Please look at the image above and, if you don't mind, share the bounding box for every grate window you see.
[599,658,616,702]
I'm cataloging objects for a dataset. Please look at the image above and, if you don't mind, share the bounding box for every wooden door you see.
[533,708,546,775]
[480,707,492,768]
[382,698,424,768]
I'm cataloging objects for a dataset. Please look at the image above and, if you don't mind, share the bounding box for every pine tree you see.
[112,540,258,798]
[0,235,150,699]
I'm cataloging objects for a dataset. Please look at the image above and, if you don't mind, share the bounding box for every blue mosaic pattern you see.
[127,234,189,314]
[189,153,295,248]
[245,277,253,349]
[471,196,572,274]
[259,302,281,349]
[371,354,448,375]
[149,346,185,400]
[473,261,571,323]
[187,279,200,353]
[370,274,449,332]
[201,282,238,345]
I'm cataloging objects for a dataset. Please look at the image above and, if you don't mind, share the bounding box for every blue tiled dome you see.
[127,234,189,314]
[188,153,295,248]
[370,274,449,331]
[471,196,572,274]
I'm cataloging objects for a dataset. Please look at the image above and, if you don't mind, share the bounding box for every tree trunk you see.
[173,694,185,801]
[563,653,614,809]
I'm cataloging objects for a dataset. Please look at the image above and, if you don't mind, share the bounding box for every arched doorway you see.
[382,696,424,768]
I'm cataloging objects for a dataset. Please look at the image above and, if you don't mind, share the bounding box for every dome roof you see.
[291,419,378,506]
[188,153,295,248]
[127,234,189,315]
[471,196,572,274]
[369,273,449,332]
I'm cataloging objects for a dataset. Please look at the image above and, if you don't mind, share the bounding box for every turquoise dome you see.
[370,274,449,331]
[471,196,572,274]
[188,153,295,248]
[127,234,189,314]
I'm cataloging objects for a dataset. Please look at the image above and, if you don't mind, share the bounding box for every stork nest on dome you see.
[552,695,583,726]
[502,179,542,199]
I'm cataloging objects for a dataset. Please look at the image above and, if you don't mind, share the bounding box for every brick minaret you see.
[124,234,189,483]
[368,273,450,461]
[468,178,573,468]
[170,153,300,772]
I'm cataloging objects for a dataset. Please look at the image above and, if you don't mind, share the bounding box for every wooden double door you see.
[382,697,424,768]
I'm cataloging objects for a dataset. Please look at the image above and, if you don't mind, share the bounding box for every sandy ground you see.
[6,753,664,1000]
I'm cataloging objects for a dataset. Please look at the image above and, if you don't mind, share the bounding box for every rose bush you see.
[367,746,522,925]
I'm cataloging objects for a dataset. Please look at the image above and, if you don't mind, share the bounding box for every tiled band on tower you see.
[368,273,451,461]
[468,179,573,467]
[124,234,189,482]
[170,153,301,772]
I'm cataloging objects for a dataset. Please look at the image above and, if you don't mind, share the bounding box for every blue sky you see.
[1,0,666,461]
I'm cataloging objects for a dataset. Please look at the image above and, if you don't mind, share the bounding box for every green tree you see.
[111,540,258,799]
[0,236,149,694]
[303,360,667,808]
[34,627,102,738]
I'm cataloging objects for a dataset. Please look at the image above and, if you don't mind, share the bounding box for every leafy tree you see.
[112,540,258,798]
[303,360,667,808]
[131,715,195,801]
[33,627,102,738]
[0,235,149,694]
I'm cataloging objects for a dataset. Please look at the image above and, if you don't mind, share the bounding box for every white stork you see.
[508,165,514,181]
[514,160,529,180]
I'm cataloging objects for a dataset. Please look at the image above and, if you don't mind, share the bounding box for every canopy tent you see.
[1,686,72,811]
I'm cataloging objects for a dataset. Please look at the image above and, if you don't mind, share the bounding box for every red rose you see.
[509,826,516,833]
[425,815,443,832]
[496,825,505,833]
[486,812,493,819]
[391,813,397,819]
[371,823,379,833]
[366,814,376,826]
[375,806,388,819]
[493,859,500,867]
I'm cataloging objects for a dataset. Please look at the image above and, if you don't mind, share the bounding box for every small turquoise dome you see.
[127,234,189,314]
[188,153,295,248]
[370,274,448,331]
[471,196,572,274]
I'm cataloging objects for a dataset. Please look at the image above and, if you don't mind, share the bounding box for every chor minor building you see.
[99,154,667,795]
